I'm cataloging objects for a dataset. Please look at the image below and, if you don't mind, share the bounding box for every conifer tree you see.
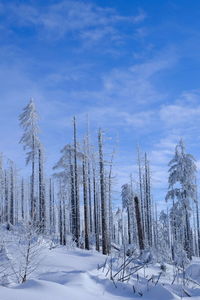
[19,99,40,224]
[166,139,197,259]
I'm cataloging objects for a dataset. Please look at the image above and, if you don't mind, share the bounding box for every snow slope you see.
[0,246,199,300]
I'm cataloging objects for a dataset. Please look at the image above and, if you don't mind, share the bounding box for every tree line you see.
[0,99,199,265]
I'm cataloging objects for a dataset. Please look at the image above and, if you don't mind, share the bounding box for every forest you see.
[0,99,199,298]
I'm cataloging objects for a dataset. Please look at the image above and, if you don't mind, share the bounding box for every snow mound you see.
[186,262,200,283]
[0,247,199,300]
[143,284,179,300]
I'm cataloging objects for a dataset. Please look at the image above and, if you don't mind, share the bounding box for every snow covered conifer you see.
[19,99,40,224]
[166,139,197,259]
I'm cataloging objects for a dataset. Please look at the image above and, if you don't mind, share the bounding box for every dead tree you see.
[134,196,144,250]
[82,144,89,250]
[98,129,109,255]
[73,117,80,247]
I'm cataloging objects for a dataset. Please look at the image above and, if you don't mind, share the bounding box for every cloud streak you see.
[0,0,146,44]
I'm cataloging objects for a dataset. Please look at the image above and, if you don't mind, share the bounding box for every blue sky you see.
[1,0,200,207]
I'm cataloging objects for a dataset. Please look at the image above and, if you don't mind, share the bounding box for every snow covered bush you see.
[0,222,45,285]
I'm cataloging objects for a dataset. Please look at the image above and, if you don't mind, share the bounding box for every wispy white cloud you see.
[0,0,146,44]
[159,90,200,145]
[132,10,146,24]
[160,104,200,126]
[101,49,177,107]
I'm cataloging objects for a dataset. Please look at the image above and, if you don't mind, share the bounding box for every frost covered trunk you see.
[98,129,108,255]
[73,117,80,247]
[83,151,89,250]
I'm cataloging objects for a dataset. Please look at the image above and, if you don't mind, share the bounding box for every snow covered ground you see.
[1,246,200,300]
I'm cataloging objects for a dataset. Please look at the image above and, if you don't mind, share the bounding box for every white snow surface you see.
[0,246,200,300]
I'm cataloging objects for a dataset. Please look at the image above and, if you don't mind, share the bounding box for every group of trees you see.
[0,99,200,265]
[53,119,113,255]
[0,100,51,233]
[118,140,200,263]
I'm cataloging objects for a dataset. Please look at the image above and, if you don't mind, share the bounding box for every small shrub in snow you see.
[0,222,46,285]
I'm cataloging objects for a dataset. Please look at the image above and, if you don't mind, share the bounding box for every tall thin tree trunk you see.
[137,146,145,239]
[86,115,93,234]
[10,163,14,225]
[127,207,131,245]
[59,179,63,245]
[63,196,66,246]
[21,178,24,220]
[195,180,200,257]
[134,196,144,250]
[49,178,55,235]
[88,162,93,234]
[108,152,114,252]
[69,149,76,240]
[4,171,8,223]
[98,129,108,255]
[73,117,80,247]
[196,200,200,257]
[93,162,100,251]
[39,147,45,232]
[83,150,89,250]
[31,135,36,224]
[185,204,192,259]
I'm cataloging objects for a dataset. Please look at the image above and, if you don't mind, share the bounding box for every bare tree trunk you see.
[68,148,76,240]
[195,180,200,257]
[196,200,200,257]
[49,178,55,234]
[39,147,45,233]
[10,162,14,225]
[154,202,159,249]
[144,153,152,247]
[59,180,63,245]
[21,178,25,220]
[147,159,152,247]
[4,170,8,223]
[127,207,131,245]
[31,136,36,225]
[134,196,144,250]
[98,129,108,255]
[73,117,80,247]
[108,152,114,252]
[63,196,66,246]
[86,116,93,234]
[88,162,93,234]
[137,146,145,240]
[0,155,4,224]
[49,178,52,233]
[185,204,192,259]
[83,149,89,250]
[93,161,100,251]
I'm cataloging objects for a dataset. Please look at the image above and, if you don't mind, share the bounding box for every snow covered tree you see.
[121,183,133,245]
[73,117,80,247]
[49,178,55,235]
[166,139,197,259]
[82,140,89,250]
[92,153,100,251]
[19,99,40,224]
[143,153,152,247]
[134,196,144,250]
[98,129,109,255]
[9,160,15,225]
[38,145,46,232]
[157,210,171,262]
[137,146,145,240]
